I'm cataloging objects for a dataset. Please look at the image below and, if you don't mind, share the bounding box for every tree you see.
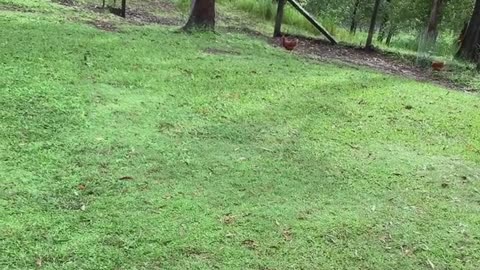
[274,0,287,37]
[425,0,447,44]
[416,0,447,66]
[365,0,382,49]
[183,0,216,31]
[377,0,391,42]
[350,0,361,34]
[456,0,480,62]
[385,26,396,46]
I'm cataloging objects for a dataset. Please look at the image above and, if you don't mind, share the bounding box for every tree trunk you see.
[273,0,286,37]
[457,21,468,47]
[456,0,480,62]
[121,0,126,18]
[377,0,391,42]
[425,0,446,44]
[365,0,382,49]
[416,0,446,66]
[385,26,395,46]
[183,0,215,31]
[377,17,387,42]
[350,0,360,34]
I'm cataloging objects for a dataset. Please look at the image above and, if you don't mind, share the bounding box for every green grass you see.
[1,1,480,269]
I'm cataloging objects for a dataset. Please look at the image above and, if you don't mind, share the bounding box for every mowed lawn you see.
[1,1,480,269]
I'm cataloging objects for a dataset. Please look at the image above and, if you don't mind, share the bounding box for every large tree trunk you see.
[456,0,480,62]
[349,0,360,34]
[183,0,215,31]
[425,0,446,44]
[365,0,382,49]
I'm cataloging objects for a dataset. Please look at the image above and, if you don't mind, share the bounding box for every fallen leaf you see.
[401,245,414,256]
[427,258,435,269]
[80,204,86,211]
[346,143,360,150]
[379,234,392,243]
[282,228,293,241]
[221,214,236,225]
[241,239,257,250]
[78,184,86,190]
[35,258,42,267]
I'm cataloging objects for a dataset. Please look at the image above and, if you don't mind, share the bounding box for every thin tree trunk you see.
[425,0,446,44]
[121,0,126,17]
[274,0,286,37]
[377,0,391,42]
[183,0,215,31]
[416,0,446,66]
[350,0,360,34]
[385,26,395,46]
[365,0,382,49]
[456,0,480,62]
[377,17,387,42]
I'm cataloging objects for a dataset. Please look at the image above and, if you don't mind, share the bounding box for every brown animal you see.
[432,61,445,71]
[282,36,298,51]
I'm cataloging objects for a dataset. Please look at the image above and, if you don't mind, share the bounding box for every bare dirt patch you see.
[52,0,75,7]
[126,8,181,26]
[0,3,41,12]
[203,47,241,56]
[87,19,118,31]
[134,0,177,13]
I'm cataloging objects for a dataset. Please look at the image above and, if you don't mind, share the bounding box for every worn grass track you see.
[1,1,480,269]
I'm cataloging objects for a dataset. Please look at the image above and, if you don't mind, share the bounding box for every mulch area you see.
[87,19,118,31]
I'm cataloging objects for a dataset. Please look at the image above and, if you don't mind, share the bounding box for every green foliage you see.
[218,0,317,33]
[220,0,476,58]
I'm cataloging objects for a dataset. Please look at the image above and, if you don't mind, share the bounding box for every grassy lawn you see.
[1,1,480,269]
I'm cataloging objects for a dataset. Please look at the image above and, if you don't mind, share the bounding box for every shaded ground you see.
[87,18,117,31]
[126,8,181,25]
[273,35,467,91]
